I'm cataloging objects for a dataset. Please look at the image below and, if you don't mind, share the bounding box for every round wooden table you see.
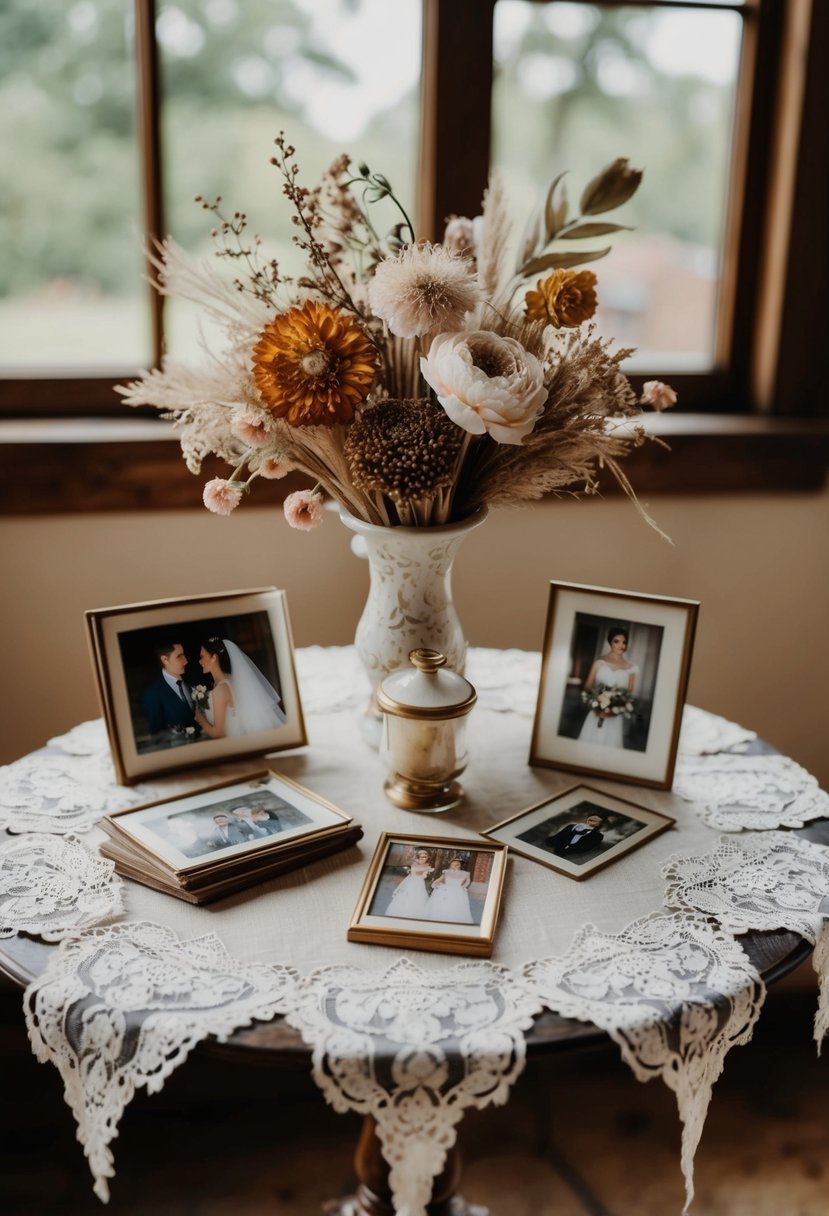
[2,805,826,1216]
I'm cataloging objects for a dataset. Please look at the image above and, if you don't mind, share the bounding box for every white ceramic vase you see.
[339,506,487,743]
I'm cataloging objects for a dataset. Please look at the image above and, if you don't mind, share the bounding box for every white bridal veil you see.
[223,639,287,733]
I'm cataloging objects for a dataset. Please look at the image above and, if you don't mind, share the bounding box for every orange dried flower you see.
[524,269,598,329]
[252,301,378,427]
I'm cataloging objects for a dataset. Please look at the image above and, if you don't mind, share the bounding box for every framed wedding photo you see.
[530,582,698,789]
[86,588,307,783]
[348,833,508,957]
[97,768,361,903]
[481,785,675,882]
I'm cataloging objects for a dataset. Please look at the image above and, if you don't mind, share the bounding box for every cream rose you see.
[420,331,546,445]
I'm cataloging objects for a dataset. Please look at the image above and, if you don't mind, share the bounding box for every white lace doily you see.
[0,747,145,835]
[813,926,829,1051]
[524,911,765,1214]
[2,650,827,1213]
[296,646,545,718]
[466,648,541,715]
[286,955,541,1216]
[47,719,112,757]
[663,831,829,941]
[673,754,829,831]
[24,921,297,1202]
[663,832,829,1051]
[0,833,123,940]
[296,646,367,713]
[678,705,756,756]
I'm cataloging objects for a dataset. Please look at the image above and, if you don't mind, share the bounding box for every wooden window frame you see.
[0,0,164,420]
[0,0,827,511]
[418,0,823,416]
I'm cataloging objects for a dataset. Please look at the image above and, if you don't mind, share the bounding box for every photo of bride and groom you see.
[89,590,306,783]
[125,615,287,755]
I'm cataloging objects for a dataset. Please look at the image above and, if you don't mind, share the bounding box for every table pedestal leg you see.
[324,1115,488,1216]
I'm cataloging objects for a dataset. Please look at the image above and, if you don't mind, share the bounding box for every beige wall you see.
[1,490,827,786]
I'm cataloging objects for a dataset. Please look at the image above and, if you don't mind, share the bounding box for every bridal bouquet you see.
[119,135,676,531]
[190,684,210,714]
[580,685,637,727]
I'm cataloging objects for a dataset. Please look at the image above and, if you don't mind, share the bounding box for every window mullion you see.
[134,0,165,368]
[759,0,826,416]
[417,0,496,241]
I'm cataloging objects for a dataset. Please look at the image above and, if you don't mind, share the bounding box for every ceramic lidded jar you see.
[376,648,477,813]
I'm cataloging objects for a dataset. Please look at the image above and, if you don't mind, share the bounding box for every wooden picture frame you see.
[348,833,508,957]
[481,784,675,882]
[86,588,306,783]
[530,581,698,789]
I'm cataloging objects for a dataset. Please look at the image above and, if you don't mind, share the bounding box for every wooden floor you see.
[2,970,826,1216]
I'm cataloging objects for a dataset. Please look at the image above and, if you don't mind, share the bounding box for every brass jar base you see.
[384,774,464,813]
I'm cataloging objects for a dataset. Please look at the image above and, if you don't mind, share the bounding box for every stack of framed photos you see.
[98,771,362,904]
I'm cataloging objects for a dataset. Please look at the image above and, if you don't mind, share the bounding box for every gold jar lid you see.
[376,649,477,721]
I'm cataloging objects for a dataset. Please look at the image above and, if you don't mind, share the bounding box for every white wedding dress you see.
[425,870,474,924]
[204,680,243,738]
[577,660,638,750]
[205,640,288,738]
[385,867,432,919]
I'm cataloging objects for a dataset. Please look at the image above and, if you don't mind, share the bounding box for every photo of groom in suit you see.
[545,812,606,860]
[140,640,199,743]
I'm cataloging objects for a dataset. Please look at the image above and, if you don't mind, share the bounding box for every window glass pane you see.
[159,0,422,359]
[0,0,150,369]
[492,1,743,371]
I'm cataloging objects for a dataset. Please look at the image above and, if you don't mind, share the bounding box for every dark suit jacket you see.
[207,823,245,849]
[251,816,282,835]
[227,818,264,842]
[547,824,604,857]
[140,676,196,735]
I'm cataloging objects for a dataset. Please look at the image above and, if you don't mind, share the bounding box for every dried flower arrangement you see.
[119,139,676,532]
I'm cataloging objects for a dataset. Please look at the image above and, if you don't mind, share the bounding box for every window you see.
[0,0,423,410]
[491,1,744,377]
[419,0,825,417]
[1,0,826,505]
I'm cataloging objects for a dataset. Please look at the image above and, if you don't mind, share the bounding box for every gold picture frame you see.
[348,833,508,957]
[481,784,675,881]
[98,768,360,903]
[86,588,307,783]
[530,581,699,789]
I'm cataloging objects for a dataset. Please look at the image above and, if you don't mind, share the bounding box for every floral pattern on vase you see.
[339,507,487,703]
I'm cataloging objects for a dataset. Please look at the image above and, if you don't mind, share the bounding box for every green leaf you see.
[560,222,632,240]
[521,247,611,277]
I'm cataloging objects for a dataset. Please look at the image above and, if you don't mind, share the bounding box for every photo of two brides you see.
[371,845,494,926]
[122,612,287,755]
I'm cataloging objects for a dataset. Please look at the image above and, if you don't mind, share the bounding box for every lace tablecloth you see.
[2,647,828,1214]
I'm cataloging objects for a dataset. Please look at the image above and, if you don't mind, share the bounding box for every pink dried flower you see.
[256,454,296,480]
[367,242,479,338]
[231,408,276,448]
[641,380,677,411]
[203,478,244,515]
[284,489,325,531]
[443,215,477,258]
